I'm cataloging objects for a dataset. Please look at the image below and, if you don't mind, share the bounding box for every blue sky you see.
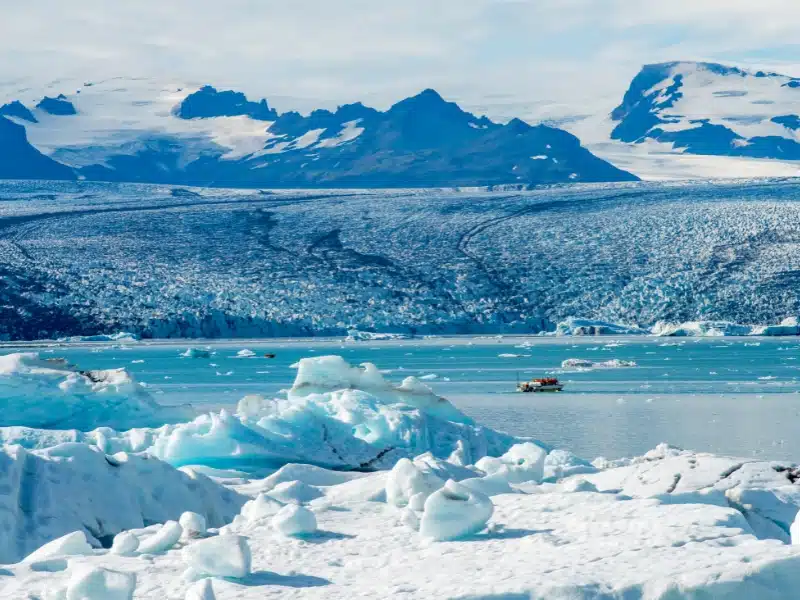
[2,0,799,120]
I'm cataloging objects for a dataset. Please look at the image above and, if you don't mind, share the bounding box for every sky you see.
[3,0,800,122]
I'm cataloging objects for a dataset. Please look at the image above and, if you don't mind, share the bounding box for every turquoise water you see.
[5,336,800,461]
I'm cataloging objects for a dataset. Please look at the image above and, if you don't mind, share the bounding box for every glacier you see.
[5,179,800,341]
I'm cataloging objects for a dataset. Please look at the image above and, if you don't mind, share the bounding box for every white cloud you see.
[1,0,799,121]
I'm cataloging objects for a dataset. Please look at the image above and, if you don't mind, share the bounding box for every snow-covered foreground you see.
[3,354,800,597]
[4,446,800,598]
[5,179,800,341]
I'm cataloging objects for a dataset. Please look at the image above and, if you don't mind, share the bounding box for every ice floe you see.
[561,358,637,369]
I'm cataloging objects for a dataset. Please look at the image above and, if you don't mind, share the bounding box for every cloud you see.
[1,0,799,120]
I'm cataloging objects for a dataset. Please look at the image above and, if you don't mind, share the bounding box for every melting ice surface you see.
[6,340,800,598]
[5,335,800,461]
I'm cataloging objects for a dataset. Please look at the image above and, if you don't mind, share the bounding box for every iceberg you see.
[0,355,519,476]
[0,353,192,430]
[181,348,211,359]
[56,332,139,343]
[554,318,648,336]
[561,358,637,369]
[91,356,519,473]
[653,318,800,337]
[345,330,412,342]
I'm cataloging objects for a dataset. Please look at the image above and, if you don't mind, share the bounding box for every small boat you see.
[264,353,276,359]
[517,377,564,393]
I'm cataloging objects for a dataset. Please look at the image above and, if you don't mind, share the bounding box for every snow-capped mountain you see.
[0,79,636,187]
[611,61,800,161]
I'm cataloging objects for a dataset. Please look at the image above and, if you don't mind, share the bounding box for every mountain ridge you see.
[0,81,637,187]
[610,61,800,161]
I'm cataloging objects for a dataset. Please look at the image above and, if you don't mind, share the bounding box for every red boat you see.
[517,377,564,393]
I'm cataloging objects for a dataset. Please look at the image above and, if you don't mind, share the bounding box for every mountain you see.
[611,61,800,160]
[2,178,800,341]
[0,117,76,181]
[0,79,636,187]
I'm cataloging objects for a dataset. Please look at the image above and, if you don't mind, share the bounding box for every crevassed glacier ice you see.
[0,353,191,430]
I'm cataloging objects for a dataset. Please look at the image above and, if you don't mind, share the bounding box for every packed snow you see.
[4,440,800,597]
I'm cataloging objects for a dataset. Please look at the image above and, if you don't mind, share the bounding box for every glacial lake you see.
[5,336,800,462]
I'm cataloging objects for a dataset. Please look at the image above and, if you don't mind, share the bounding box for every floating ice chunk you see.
[555,318,647,336]
[475,442,547,484]
[653,320,754,337]
[561,358,637,369]
[181,348,211,359]
[386,458,445,508]
[137,520,183,554]
[58,332,139,343]
[345,330,410,342]
[419,480,494,541]
[271,504,318,536]
[236,349,256,358]
[182,535,252,579]
[419,373,438,380]
[185,579,216,600]
[267,480,324,505]
[179,512,207,538]
[24,531,93,563]
[65,566,136,600]
[498,353,523,358]
[110,532,139,556]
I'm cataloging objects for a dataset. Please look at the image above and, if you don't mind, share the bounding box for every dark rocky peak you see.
[36,94,77,116]
[0,101,37,123]
[176,86,278,121]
